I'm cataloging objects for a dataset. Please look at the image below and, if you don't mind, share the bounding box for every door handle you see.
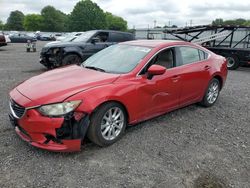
[204,65,211,70]
[171,75,180,82]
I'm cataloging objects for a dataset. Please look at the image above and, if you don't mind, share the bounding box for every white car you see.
[4,35,11,43]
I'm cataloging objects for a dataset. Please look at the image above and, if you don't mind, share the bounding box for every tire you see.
[87,102,127,147]
[200,78,220,107]
[226,55,240,70]
[62,54,82,66]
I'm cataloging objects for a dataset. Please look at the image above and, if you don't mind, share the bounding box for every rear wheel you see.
[87,102,127,147]
[200,78,220,107]
[226,55,240,70]
[62,54,82,66]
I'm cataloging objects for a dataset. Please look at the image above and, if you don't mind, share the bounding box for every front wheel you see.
[200,78,220,107]
[62,54,82,66]
[87,102,127,147]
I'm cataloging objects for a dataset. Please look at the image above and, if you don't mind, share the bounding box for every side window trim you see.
[137,45,211,76]
[177,46,210,67]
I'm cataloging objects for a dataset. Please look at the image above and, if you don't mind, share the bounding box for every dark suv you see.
[40,30,135,69]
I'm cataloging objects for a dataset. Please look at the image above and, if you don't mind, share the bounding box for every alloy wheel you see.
[101,107,124,141]
[207,81,219,104]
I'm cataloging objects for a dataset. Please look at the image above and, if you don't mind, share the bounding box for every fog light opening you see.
[44,134,62,144]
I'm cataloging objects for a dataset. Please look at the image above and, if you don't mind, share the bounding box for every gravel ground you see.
[0,42,249,188]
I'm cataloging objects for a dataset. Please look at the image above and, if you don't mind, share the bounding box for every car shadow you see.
[21,68,47,74]
[0,48,8,52]
[235,67,250,73]
[126,104,201,133]
[25,104,202,157]
[193,172,228,188]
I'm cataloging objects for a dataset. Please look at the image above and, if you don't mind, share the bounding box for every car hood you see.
[16,65,120,105]
[44,41,85,48]
[45,41,61,46]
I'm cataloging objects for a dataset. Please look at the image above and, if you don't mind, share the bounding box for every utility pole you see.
[154,20,156,28]
[190,20,193,26]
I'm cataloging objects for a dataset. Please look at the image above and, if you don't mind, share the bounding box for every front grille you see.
[10,99,26,119]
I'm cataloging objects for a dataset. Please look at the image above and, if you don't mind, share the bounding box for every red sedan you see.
[9,40,227,152]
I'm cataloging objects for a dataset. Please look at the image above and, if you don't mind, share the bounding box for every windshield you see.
[82,44,152,74]
[72,31,96,42]
[62,36,77,42]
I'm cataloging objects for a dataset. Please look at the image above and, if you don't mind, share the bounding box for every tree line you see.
[0,0,128,32]
[212,18,250,26]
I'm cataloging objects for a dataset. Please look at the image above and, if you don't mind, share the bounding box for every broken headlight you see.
[52,48,60,54]
[38,100,82,116]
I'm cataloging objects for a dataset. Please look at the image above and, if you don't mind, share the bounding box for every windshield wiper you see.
[84,66,106,72]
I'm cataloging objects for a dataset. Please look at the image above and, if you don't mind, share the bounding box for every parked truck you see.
[164,25,250,70]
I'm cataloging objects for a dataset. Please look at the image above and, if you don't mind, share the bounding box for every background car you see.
[9,33,37,43]
[56,32,84,41]
[9,40,227,152]
[0,33,7,47]
[45,32,85,46]
[53,33,63,40]
[36,33,55,41]
[40,30,135,69]
[4,35,11,43]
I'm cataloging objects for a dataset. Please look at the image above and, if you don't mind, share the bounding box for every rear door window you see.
[108,32,129,42]
[179,47,200,65]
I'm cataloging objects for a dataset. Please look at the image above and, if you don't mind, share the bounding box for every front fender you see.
[66,83,140,124]
[63,46,83,57]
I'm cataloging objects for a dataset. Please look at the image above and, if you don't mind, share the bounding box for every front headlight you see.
[52,48,60,54]
[38,100,81,116]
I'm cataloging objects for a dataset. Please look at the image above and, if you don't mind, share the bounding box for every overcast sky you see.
[1,0,250,28]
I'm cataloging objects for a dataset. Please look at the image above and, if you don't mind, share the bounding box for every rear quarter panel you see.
[210,55,228,88]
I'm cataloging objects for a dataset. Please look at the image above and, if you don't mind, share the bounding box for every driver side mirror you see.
[147,64,166,79]
[91,37,100,44]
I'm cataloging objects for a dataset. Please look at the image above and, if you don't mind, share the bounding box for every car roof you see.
[89,30,134,35]
[121,40,191,48]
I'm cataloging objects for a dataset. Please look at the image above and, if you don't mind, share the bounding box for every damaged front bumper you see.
[40,48,62,69]
[9,103,89,152]
[40,55,58,69]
